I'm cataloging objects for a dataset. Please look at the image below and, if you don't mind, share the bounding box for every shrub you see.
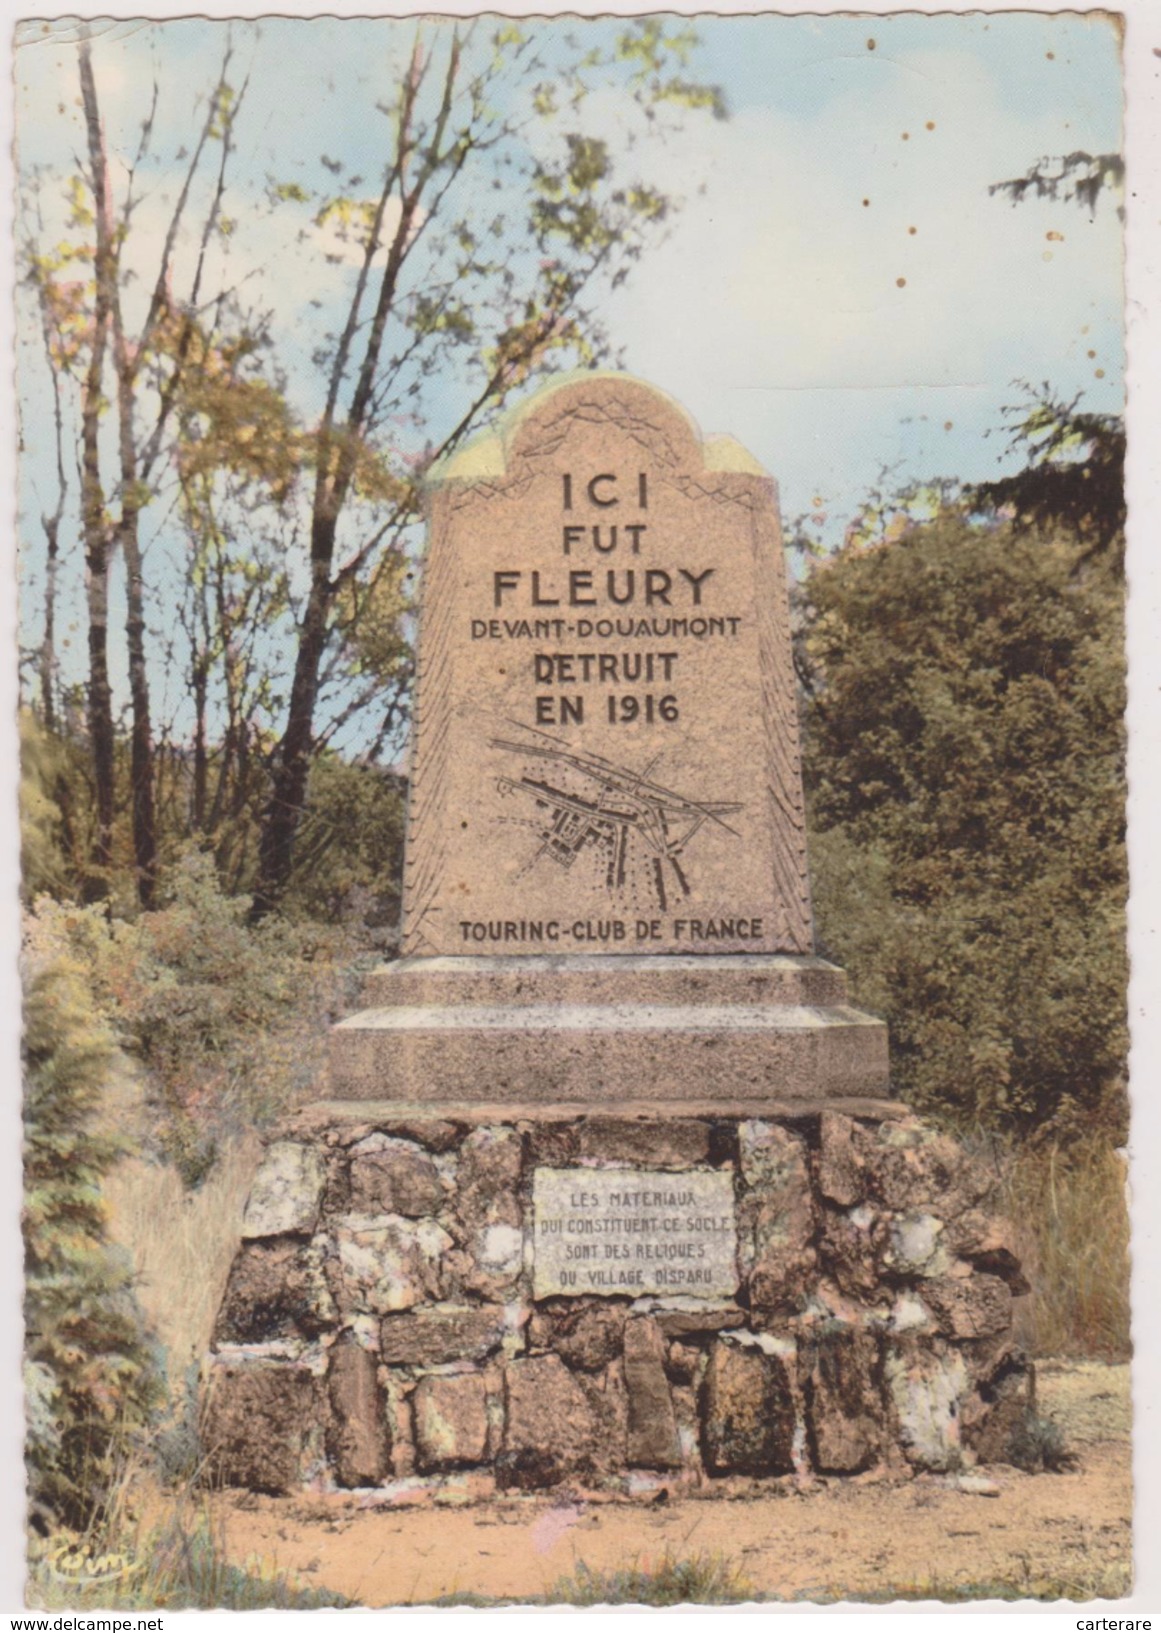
[25,848,362,1183]
[802,514,1127,1139]
[22,956,161,1532]
[1006,1410,1077,1473]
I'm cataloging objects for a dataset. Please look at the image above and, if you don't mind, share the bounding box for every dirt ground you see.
[215,1360,1132,1605]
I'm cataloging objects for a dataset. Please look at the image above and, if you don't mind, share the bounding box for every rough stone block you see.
[213,1236,335,1345]
[530,1300,626,1372]
[882,1213,952,1279]
[382,1117,462,1153]
[818,1205,885,1298]
[961,1348,1036,1465]
[379,1305,508,1366]
[665,1341,704,1385]
[328,1336,388,1487]
[738,1121,815,1315]
[701,1335,796,1475]
[944,1210,1030,1293]
[883,1340,969,1471]
[524,1122,581,1165]
[332,1214,452,1315]
[817,1112,865,1207]
[383,1372,416,1479]
[413,1372,489,1471]
[203,1362,316,1494]
[650,1303,747,1340]
[242,1142,327,1239]
[500,1354,598,1488]
[862,1119,991,1216]
[576,1118,711,1168]
[575,1359,630,1478]
[455,1128,524,1232]
[802,1328,882,1473]
[623,1317,682,1469]
[922,1273,1013,1339]
[348,1136,445,1216]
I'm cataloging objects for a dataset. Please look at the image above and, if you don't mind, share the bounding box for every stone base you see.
[204,1103,1032,1496]
[330,955,889,1105]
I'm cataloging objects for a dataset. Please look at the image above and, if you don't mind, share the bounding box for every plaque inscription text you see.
[532,1167,738,1299]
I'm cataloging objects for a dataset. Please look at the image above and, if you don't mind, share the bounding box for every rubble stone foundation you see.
[205,1102,1032,1497]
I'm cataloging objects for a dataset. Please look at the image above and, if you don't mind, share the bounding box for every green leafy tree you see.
[22,32,251,906]
[249,17,726,915]
[967,385,1125,566]
[23,956,160,1531]
[800,491,1126,1138]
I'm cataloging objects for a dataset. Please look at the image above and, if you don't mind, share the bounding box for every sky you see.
[11,9,1125,736]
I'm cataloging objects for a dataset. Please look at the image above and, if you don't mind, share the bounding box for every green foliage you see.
[22,956,161,1531]
[19,712,75,902]
[801,505,1127,1138]
[282,757,406,932]
[25,849,356,1183]
[968,386,1125,563]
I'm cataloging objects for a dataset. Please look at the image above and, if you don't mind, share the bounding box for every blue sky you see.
[12,11,1125,728]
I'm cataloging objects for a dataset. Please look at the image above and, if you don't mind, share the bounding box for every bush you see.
[1006,1410,1077,1473]
[22,956,161,1532]
[24,848,362,1184]
[281,755,405,934]
[802,514,1127,1139]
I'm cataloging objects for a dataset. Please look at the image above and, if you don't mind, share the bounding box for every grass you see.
[828,1563,1132,1603]
[103,1128,261,1389]
[996,1137,1131,1360]
[29,1489,350,1610]
[547,1550,755,1606]
[436,1551,1130,1608]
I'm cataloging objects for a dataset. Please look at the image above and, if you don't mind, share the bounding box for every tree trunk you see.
[78,39,116,892]
[192,652,208,832]
[118,512,158,906]
[250,514,336,918]
[40,515,59,734]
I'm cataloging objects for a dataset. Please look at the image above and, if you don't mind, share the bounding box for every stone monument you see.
[206,375,1032,1499]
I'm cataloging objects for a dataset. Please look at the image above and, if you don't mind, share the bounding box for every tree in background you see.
[18,19,724,919]
[967,385,1125,566]
[799,409,1127,1140]
[249,18,725,915]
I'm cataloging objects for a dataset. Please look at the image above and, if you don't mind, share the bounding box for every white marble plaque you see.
[532,1167,738,1299]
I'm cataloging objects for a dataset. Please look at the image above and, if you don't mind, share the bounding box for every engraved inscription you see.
[532,1167,738,1299]
[401,376,815,956]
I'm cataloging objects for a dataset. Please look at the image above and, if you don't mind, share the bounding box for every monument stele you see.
[331,372,889,1110]
[205,375,1030,1500]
